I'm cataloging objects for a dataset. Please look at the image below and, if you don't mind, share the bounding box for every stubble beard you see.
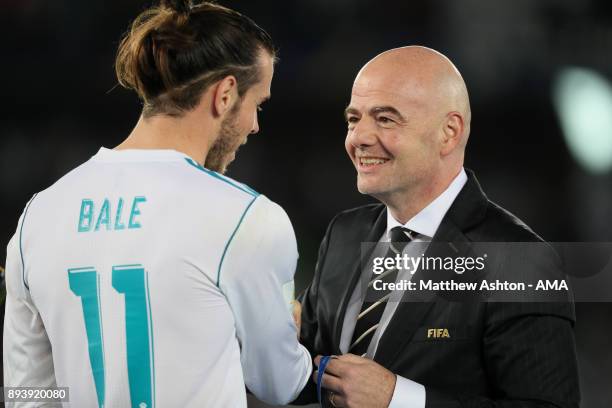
[205,106,243,174]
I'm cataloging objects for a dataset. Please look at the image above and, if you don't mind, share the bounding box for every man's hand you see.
[291,300,301,339]
[314,354,396,408]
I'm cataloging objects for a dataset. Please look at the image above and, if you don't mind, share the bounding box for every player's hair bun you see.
[160,0,193,15]
[115,1,275,117]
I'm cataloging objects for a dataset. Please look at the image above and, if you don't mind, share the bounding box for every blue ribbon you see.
[317,355,333,407]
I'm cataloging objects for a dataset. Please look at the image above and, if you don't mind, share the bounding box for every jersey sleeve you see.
[218,196,312,405]
[3,203,58,406]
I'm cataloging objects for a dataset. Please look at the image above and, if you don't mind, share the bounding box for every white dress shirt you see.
[339,168,468,408]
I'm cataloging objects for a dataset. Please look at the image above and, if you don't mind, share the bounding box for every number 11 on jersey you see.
[68,264,155,408]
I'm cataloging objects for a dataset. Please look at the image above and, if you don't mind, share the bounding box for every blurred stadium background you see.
[1,1,611,406]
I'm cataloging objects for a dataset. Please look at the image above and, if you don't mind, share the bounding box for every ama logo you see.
[535,280,569,290]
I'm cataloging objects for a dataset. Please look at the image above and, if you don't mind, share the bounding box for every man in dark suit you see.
[294,46,580,407]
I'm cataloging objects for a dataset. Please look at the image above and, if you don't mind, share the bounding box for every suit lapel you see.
[373,219,471,366]
[373,170,488,367]
[331,206,387,354]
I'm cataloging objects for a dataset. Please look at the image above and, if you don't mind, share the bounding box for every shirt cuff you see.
[388,375,425,408]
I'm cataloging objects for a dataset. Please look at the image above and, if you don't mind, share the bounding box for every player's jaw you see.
[204,111,245,174]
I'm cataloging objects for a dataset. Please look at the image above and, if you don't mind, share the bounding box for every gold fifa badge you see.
[427,328,450,338]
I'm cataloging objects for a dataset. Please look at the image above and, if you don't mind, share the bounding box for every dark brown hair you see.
[116,0,276,117]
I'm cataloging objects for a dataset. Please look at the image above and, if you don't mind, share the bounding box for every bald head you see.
[345,46,472,219]
[354,46,471,140]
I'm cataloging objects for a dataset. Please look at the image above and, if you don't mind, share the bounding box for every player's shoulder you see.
[240,194,293,234]
[180,157,260,202]
[180,158,292,226]
[178,158,298,230]
[25,158,93,208]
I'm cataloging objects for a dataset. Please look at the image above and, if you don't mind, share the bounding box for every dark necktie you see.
[349,226,415,356]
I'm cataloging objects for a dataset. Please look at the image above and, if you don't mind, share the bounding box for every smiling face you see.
[344,47,471,214]
[345,69,443,203]
[205,52,274,173]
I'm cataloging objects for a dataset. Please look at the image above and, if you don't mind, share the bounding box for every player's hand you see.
[313,354,396,408]
[291,300,301,339]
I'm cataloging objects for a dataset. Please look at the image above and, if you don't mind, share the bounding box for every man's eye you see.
[378,116,393,124]
[346,116,359,124]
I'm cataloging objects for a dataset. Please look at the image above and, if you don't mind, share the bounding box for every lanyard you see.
[317,355,333,407]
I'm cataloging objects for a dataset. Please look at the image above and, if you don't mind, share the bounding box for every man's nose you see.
[348,119,377,148]
[250,114,260,134]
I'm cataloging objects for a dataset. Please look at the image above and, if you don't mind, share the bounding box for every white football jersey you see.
[3,147,312,407]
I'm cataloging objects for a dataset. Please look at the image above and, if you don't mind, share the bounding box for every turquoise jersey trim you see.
[20,193,38,290]
[217,196,259,287]
[239,183,259,197]
[145,271,156,408]
[184,158,259,197]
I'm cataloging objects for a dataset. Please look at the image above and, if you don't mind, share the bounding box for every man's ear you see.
[212,75,238,117]
[440,112,464,156]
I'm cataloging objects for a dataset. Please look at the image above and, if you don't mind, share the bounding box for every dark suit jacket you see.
[295,171,580,407]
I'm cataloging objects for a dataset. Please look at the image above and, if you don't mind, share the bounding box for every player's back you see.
[11,147,287,407]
